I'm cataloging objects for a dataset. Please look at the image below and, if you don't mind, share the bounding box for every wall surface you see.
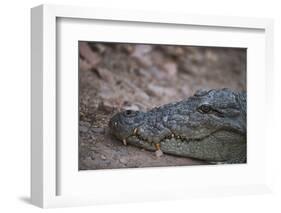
[0,0,280,212]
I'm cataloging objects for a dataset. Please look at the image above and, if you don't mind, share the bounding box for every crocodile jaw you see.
[125,130,246,163]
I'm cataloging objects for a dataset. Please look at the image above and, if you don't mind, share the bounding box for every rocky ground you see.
[78,42,246,170]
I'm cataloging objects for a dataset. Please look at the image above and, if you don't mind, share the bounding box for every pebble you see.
[94,67,115,83]
[98,101,115,113]
[119,157,128,164]
[100,155,107,160]
[106,143,112,147]
[162,62,178,78]
[92,127,105,134]
[80,121,91,133]
[89,152,95,160]
[147,84,177,97]
[79,126,89,133]
[81,121,90,127]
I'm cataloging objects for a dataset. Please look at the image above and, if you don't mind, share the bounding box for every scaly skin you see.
[109,89,246,164]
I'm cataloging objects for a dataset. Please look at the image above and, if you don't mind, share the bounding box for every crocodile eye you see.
[198,104,212,113]
[124,110,137,117]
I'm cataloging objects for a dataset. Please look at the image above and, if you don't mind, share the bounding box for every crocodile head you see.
[109,89,246,163]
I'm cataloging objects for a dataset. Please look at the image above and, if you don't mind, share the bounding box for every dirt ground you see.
[78,42,246,170]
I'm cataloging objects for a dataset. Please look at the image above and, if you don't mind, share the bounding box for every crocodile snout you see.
[109,110,146,144]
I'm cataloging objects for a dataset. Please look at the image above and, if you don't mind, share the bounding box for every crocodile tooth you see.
[123,139,127,146]
[155,143,161,150]
[171,134,175,138]
[133,128,138,135]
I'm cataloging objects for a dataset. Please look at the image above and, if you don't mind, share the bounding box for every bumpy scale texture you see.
[109,89,247,164]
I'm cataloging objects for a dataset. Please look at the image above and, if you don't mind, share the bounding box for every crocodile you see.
[109,88,246,164]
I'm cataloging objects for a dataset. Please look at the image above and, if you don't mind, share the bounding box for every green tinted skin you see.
[109,89,247,164]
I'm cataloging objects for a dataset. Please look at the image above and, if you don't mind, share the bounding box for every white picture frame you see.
[31,4,274,208]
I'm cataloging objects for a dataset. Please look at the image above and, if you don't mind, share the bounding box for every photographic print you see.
[78,42,246,170]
